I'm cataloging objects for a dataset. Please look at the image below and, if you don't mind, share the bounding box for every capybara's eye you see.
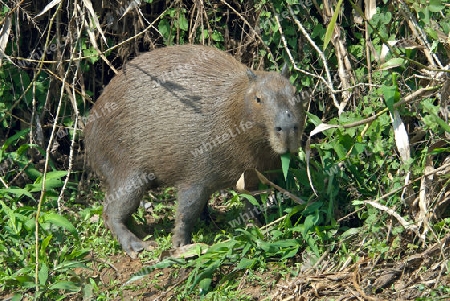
[256,97,262,103]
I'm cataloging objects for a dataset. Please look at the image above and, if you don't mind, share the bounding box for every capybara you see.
[84,44,306,258]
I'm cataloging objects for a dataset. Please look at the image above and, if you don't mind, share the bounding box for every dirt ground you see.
[75,231,449,300]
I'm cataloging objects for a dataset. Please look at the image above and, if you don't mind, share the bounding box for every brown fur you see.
[84,45,306,258]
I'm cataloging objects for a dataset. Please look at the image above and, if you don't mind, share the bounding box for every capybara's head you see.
[245,67,303,154]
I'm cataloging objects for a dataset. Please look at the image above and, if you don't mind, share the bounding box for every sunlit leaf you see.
[323,0,343,50]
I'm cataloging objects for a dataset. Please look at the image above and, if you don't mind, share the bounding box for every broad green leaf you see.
[303,202,323,215]
[206,240,236,254]
[49,281,81,292]
[379,57,406,70]
[192,260,221,293]
[158,19,170,40]
[29,171,67,192]
[178,14,188,31]
[429,0,444,12]
[26,178,63,192]
[323,0,343,50]
[38,263,49,286]
[211,30,224,42]
[281,246,299,260]
[42,213,78,239]
[201,29,208,40]
[1,129,29,150]
[0,188,34,199]
[341,227,361,238]
[354,143,366,154]
[198,277,212,295]
[380,84,400,114]
[302,213,319,237]
[43,170,68,180]
[423,102,450,133]
[54,261,87,271]
[271,239,299,248]
[11,294,22,301]
[239,193,259,207]
[40,234,53,259]
[236,257,256,270]
[306,112,322,126]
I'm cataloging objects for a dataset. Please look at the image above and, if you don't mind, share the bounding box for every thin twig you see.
[288,6,339,111]
[255,169,306,205]
[34,0,63,294]
[56,7,83,212]
[0,176,8,188]
[363,199,421,237]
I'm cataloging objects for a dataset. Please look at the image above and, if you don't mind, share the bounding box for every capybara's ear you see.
[247,69,257,81]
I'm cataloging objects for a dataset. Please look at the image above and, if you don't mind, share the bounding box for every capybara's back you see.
[84,45,305,258]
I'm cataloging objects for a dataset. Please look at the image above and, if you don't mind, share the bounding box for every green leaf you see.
[0,188,34,199]
[429,0,444,12]
[353,142,366,154]
[239,193,259,207]
[42,213,78,239]
[211,30,224,42]
[423,101,450,133]
[201,29,208,40]
[302,213,319,237]
[158,19,171,42]
[49,281,81,292]
[305,112,322,126]
[380,84,400,114]
[281,153,291,180]
[178,14,188,31]
[341,227,361,238]
[192,259,221,294]
[379,57,406,70]
[38,263,49,286]
[419,7,430,25]
[44,170,68,180]
[82,48,99,64]
[29,171,67,192]
[40,234,53,259]
[281,245,299,260]
[236,257,256,270]
[54,260,87,271]
[198,277,212,295]
[323,0,343,50]
[1,129,30,150]
[11,294,22,301]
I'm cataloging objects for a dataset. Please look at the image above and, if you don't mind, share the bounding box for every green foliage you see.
[0,199,89,298]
